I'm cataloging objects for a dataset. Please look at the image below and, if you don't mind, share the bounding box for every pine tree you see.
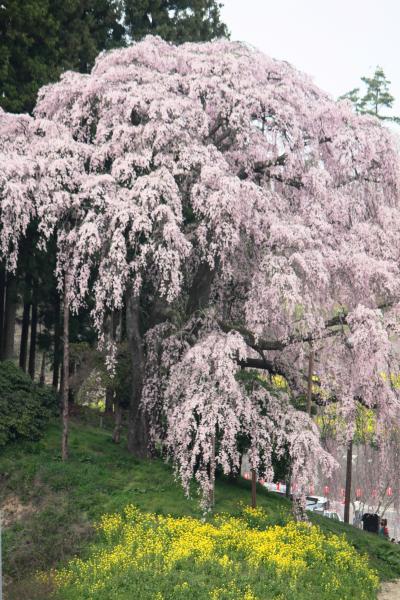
[340,66,400,123]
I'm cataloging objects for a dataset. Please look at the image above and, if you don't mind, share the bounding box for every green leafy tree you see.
[340,66,400,123]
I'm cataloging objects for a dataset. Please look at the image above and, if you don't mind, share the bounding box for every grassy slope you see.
[1,418,400,597]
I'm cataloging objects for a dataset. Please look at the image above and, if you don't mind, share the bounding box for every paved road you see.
[379,580,400,599]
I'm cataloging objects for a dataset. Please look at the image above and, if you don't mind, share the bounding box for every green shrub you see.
[0,361,57,447]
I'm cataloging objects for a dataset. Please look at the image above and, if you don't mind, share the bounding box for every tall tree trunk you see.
[0,265,6,356]
[126,294,149,457]
[344,439,353,524]
[104,311,115,414]
[209,433,216,508]
[68,359,76,405]
[28,302,38,380]
[59,358,64,416]
[3,273,17,360]
[19,301,31,372]
[61,274,70,461]
[52,295,61,390]
[112,403,123,444]
[306,347,314,416]
[39,352,46,386]
[292,496,307,522]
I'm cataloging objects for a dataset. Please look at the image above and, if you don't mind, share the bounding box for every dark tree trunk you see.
[186,262,215,316]
[105,387,114,414]
[52,295,61,390]
[112,403,123,444]
[61,274,70,461]
[28,302,38,380]
[3,273,17,360]
[104,311,116,414]
[0,265,6,355]
[112,309,120,339]
[344,439,353,524]
[19,301,31,372]
[39,352,46,386]
[126,294,149,458]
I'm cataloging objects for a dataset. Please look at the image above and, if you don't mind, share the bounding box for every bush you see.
[51,506,378,600]
[0,361,57,447]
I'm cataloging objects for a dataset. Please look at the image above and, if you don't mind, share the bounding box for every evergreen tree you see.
[0,0,228,114]
[340,66,400,123]
[1,0,59,113]
[124,0,228,43]
[0,0,125,114]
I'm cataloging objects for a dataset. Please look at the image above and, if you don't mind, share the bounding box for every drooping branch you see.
[220,301,392,355]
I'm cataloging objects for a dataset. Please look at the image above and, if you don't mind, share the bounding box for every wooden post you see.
[344,439,353,524]
[61,274,70,461]
[251,468,257,508]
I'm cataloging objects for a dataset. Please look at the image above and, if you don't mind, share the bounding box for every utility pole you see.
[306,347,314,416]
[251,468,257,508]
[344,439,353,524]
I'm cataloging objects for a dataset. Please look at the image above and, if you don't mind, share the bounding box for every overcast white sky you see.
[221,0,400,117]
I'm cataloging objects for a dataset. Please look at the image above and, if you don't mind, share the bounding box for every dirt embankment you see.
[379,580,400,600]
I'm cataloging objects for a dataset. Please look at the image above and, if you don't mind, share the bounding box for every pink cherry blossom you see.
[1,37,400,505]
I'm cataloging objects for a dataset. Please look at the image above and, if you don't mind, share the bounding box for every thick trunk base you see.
[126,293,150,458]
[112,404,123,444]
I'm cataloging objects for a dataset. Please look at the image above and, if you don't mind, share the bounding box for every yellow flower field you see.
[51,505,378,600]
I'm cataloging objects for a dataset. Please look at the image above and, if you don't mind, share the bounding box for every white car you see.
[263,482,287,495]
[306,495,329,511]
[323,510,342,522]
[262,485,342,521]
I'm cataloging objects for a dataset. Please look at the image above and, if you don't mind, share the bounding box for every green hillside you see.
[1,418,399,599]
